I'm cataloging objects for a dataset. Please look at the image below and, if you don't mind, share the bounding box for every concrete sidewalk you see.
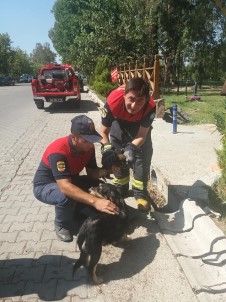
[150,119,226,302]
[89,89,226,302]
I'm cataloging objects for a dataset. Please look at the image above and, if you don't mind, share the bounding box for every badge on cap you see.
[57,161,66,172]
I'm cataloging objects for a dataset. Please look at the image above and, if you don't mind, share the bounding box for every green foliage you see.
[50,0,225,84]
[0,33,12,75]
[217,132,226,183]
[214,97,226,196]
[91,56,117,97]
[214,112,225,135]
[31,43,56,65]
[0,33,56,78]
[92,81,117,97]
[9,49,33,78]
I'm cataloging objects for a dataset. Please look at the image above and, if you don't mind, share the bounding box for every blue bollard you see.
[173,104,177,134]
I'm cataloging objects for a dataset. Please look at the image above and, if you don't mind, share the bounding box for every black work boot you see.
[54,222,73,242]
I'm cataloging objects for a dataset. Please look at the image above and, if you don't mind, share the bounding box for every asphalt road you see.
[0,84,199,301]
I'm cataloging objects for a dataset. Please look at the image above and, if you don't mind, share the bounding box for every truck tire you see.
[35,100,44,109]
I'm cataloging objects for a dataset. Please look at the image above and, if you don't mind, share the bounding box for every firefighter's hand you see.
[93,197,119,215]
[124,143,139,166]
[101,143,114,154]
[101,149,117,169]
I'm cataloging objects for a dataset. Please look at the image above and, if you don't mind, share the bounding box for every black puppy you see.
[73,182,129,285]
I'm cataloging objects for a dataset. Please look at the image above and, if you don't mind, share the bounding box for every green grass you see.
[162,87,226,125]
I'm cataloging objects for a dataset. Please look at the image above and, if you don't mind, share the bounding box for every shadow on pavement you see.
[44,99,99,114]
[0,212,160,301]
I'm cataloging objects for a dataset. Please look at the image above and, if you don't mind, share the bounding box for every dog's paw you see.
[121,234,131,241]
[93,275,104,285]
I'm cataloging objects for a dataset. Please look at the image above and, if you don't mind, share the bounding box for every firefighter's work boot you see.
[136,198,150,212]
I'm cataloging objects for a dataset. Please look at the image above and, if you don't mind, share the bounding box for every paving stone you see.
[0,207,20,216]
[3,213,27,224]
[32,221,54,232]
[25,213,48,223]
[17,206,40,216]
[50,239,76,253]
[13,200,33,208]
[23,280,57,301]
[0,241,27,255]
[13,265,46,283]
[43,263,73,282]
[0,281,26,298]
[0,222,11,232]
[33,251,62,266]
[0,231,18,243]
[3,252,35,268]
[24,240,52,254]
[17,230,43,243]
[9,222,34,232]
[41,229,57,241]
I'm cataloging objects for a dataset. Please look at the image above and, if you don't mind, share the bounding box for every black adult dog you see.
[73,182,129,285]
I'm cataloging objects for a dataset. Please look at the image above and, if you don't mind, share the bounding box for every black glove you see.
[124,143,139,166]
[101,149,118,169]
[101,143,114,154]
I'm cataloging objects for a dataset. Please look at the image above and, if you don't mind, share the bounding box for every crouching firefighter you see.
[99,78,156,211]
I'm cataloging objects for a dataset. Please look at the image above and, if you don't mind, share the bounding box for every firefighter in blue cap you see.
[33,115,119,242]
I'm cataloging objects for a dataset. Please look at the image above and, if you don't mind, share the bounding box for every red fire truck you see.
[31,64,81,109]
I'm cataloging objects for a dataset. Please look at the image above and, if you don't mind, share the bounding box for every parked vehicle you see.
[75,72,84,92]
[19,74,32,83]
[31,64,81,109]
[0,76,15,86]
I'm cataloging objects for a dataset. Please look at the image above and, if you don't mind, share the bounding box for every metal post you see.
[185,80,188,99]
[173,104,177,134]
[194,80,197,95]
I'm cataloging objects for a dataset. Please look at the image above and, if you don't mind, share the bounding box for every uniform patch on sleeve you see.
[101,107,108,118]
[57,161,66,172]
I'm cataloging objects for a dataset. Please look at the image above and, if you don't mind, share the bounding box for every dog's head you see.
[89,183,126,210]
[101,150,127,170]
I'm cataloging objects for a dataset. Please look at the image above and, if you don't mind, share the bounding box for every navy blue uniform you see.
[33,135,99,232]
[101,85,156,199]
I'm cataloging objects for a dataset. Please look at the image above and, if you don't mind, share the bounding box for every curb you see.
[151,142,226,301]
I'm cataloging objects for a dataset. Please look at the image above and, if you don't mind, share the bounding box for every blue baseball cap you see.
[71,115,102,143]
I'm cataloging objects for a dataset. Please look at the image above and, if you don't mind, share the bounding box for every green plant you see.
[217,132,226,183]
[91,56,117,97]
[92,81,116,97]
[214,112,225,135]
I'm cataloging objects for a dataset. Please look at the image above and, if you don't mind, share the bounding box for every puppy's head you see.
[102,150,127,170]
[89,183,124,208]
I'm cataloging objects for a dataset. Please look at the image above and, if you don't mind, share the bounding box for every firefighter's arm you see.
[132,125,150,148]
[99,124,111,144]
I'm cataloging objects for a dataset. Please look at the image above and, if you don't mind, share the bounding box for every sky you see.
[0,0,59,58]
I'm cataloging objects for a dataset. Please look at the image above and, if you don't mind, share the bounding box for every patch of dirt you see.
[147,181,166,209]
